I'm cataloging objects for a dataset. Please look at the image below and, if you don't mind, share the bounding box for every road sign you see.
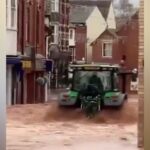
[22,60,32,69]
[35,59,53,72]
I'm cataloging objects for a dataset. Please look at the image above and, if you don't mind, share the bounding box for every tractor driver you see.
[89,72,104,94]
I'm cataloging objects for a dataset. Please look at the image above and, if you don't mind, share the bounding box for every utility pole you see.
[0,0,6,149]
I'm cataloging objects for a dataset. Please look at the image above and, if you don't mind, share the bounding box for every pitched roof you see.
[91,28,118,45]
[70,0,111,20]
[107,29,118,38]
[69,5,95,23]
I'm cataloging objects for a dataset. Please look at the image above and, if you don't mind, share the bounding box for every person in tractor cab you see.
[89,72,104,94]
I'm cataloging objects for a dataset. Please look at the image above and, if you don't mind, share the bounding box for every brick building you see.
[69,5,94,62]
[69,24,87,62]
[45,0,70,88]
[59,0,70,53]
[48,0,70,64]
[117,12,139,70]
[91,29,120,64]
[17,0,51,104]
[59,0,70,86]
[91,11,139,93]
[92,11,138,68]
[74,25,87,61]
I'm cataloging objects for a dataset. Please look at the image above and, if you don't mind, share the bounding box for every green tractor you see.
[58,63,133,117]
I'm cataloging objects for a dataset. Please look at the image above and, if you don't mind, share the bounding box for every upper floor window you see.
[51,25,59,44]
[69,29,74,39]
[51,0,59,12]
[102,41,113,58]
[26,7,30,43]
[6,0,17,30]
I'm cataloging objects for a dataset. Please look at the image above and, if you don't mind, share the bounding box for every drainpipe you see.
[45,35,51,102]
[21,0,24,104]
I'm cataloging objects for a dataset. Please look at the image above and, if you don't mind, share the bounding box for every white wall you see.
[6,65,12,106]
[0,0,6,149]
[6,30,17,55]
[86,7,107,62]
[6,0,18,55]
[106,3,116,29]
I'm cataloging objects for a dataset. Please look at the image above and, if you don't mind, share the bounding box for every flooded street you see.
[7,96,139,150]
[7,122,137,150]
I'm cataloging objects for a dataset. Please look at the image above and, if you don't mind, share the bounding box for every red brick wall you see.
[75,25,87,60]
[117,15,139,70]
[92,16,138,94]
[92,16,138,70]
[17,0,46,104]
[18,0,45,56]
[59,0,69,52]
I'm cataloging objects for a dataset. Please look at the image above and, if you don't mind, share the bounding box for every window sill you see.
[50,42,59,45]
[102,56,112,59]
[6,27,17,31]
[51,10,59,13]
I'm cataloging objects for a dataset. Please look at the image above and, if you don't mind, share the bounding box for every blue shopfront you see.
[6,56,54,105]
[6,56,23,105]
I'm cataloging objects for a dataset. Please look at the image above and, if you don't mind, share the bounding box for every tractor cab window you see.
[113,72,119,91]
[73,70,111,92]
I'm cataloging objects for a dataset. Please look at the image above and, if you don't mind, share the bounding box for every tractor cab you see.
[58,63,127,107]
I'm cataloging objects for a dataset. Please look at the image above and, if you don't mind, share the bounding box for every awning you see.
[6,56,21,65]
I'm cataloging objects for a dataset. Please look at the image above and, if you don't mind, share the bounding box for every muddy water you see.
[7,98,138,150]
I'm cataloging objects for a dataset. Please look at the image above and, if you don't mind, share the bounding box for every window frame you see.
[51,24,59,44]
[69,29,74,39]
[6,0,17,30]
[102,40,113,58]
[51,0,59,12]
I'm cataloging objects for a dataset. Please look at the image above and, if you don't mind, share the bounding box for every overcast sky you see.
[114,0,139,7]
[130,0,139,7]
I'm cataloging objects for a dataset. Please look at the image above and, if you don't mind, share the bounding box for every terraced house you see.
[46,0,70,88]
[69,0,116,62]
[17,0,54,104]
